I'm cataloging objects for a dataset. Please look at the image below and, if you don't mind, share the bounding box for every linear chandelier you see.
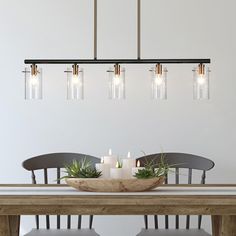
[23,0,211,100]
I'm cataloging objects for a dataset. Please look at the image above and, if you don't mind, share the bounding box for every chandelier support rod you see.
[137,0,141,60]
[94,0,97,60]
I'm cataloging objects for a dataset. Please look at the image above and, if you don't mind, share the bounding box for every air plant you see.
[134,153,170,179]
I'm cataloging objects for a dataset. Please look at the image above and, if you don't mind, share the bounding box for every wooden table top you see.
[1,184,236,215]
[1,184,236,196]
[1,185,236,236]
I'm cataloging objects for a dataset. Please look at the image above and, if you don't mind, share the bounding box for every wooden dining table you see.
[0,184,236,236]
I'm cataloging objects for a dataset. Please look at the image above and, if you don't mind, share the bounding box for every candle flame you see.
[137,160,140,167]
[127,152,131,158]
[101,157,104,163]
[108,148,112,156]
[116,161,119,168]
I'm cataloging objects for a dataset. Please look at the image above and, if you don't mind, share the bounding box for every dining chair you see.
[22,152,100,236]
[136,152,215,236]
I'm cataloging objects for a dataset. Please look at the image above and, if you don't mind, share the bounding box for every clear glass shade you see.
[193,67,210,100]
[150,67,167,100]
[108,67,125,99]
[66,68,84,100]
[24,67,42,100]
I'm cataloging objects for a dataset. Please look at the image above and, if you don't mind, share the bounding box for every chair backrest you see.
[137,152,215,230]
[22,152,100,230]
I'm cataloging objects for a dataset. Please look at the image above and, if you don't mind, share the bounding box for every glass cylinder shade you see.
[67,68,84,100]
[150,67,167,100]
[24,67,42,100]
[193,66,210,100]
[108,66,125,99]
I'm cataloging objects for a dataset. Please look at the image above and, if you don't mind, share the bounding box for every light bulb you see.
[197,74,206,85]
[113,74,121,86]
[72,75,79,84]
[30,75,38,86]
[72,74,82,86]
[154,74,163,86]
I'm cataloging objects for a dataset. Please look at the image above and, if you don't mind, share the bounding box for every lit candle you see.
[132,160,145,177]
[103,148,117,168]
[95,157,110,178]
[110,161,123,179]
[122,151,136,179]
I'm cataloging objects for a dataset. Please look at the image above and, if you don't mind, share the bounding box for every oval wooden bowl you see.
[66,177,165,192]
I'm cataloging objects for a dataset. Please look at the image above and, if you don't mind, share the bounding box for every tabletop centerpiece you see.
[64,151,169,192]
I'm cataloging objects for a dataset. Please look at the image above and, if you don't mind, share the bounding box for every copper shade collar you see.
[114,64,121,76]
[31,64,38,76]
[155,63,163,75]
[198,64,205,75]
[72,64,79,76]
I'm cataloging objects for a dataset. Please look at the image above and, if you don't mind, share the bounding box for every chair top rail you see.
[137,152,215,171]
[22,153,100,170]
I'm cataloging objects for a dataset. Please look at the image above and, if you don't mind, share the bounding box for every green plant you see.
[62,158,102,179]
[134,153,169,179]
[116,158,123,168]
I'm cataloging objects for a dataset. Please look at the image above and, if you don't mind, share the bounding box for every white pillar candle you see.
[110,161,123,179]
[123,152,136,168]
[103,149,117,168]
[95,158,110,178]
[110,168,123,179]
[122,152,136,179]
[132,160,145,177]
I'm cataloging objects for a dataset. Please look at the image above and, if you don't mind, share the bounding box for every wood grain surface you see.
[0,185,236,236]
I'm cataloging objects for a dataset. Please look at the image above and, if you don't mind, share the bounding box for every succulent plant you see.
[63,158,102,179]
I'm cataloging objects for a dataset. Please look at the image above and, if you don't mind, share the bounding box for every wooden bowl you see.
[66,177,165,192]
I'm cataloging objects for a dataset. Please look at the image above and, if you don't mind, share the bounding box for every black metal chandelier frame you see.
[24,0,211,66]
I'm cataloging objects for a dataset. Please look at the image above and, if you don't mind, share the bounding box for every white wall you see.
[0,0,236,235]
